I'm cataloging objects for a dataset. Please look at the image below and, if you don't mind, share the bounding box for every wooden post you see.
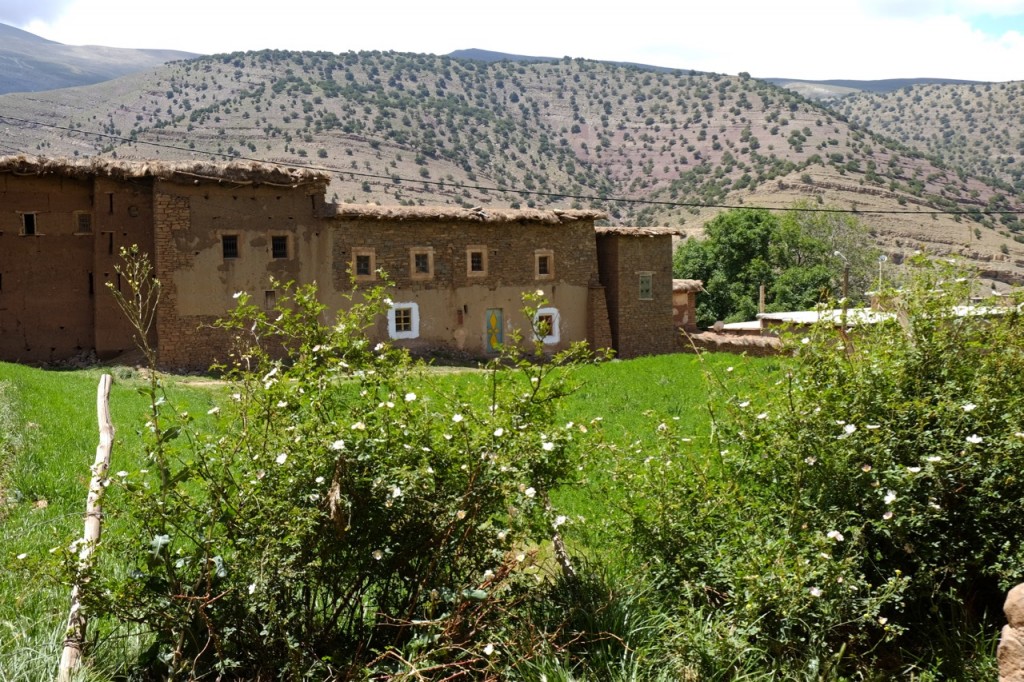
[58,374,114,682]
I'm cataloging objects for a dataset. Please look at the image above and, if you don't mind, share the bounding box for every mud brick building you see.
[0,156,679,369]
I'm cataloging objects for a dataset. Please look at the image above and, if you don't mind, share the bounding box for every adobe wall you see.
[152,180,329,370]
[596,234,676,358]
[329,218,603,356]
[0,174,97,363]
[92,176,156,358]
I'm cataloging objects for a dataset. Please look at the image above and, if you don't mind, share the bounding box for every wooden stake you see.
[58,374,114,682]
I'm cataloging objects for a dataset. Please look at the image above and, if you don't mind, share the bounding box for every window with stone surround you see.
[534,249,554,280]
[639,272,654,300]
[409,247,434,280]
[466,246,488,277]
[353,247,376,281]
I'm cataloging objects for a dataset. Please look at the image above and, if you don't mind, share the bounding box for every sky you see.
[2,0,1024,82]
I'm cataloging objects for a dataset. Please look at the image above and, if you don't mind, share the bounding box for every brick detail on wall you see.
[153,191,232,370]
[596,233,676,359]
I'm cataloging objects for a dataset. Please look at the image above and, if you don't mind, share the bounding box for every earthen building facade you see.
[0,156,679,370]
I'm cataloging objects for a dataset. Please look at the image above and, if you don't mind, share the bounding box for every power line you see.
[2,112,1022,217]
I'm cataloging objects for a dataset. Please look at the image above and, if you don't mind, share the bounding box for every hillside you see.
[833,82,1024,195]
[1,49,1023,283]
[0,22,197,94]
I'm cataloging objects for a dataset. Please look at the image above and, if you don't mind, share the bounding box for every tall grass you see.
[0,352,779,679]
[0,363,218,681]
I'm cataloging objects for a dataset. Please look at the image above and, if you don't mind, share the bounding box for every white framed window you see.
[533,306,560,345]
[387,302,420,340]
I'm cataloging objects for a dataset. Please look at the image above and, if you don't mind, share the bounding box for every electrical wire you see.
[1,112,1022,216]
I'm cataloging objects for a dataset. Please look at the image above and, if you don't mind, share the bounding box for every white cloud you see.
[10,0,1024,81]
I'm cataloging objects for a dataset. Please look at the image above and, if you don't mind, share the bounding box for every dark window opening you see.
[107,232,114,255]
[76,213,92,233]
[222,235,239,259]
[271,235,289,259]
[355,254,371,276]
[470,251,484,272]
[107,193,114,214]
[537,255,550,276]
[264,290,277,309]
[21,214,36,236]
[414,252,430,273]
[537,314,554,336]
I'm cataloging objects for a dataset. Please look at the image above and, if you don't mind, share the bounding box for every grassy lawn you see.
[0,351,779,679]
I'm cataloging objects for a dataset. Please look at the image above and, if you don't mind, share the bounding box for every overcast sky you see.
[2,0,1023,82]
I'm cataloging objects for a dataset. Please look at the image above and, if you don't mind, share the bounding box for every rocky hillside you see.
[1,49,1023,282]
[0,22,196,95]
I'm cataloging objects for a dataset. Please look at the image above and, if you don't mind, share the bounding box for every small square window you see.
[410,247,434,280]
[21,213,37,236]
[222,235,239,259]
[533,307,561,345]
[534,249,555,280]
[388,302,420,339]
[352,248,376,280]
[639,273,654,300]
[356,255,371,275]
[467,246,488,277]
[75,212,92,234]
[394,306,413,333]
[271,235,289,259]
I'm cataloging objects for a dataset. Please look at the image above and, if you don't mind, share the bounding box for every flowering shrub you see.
[626,259,1024,678]
[78,279,597,679]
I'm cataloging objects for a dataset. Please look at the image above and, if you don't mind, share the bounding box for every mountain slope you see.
[0,22,197,94]
[1,49,1022,282]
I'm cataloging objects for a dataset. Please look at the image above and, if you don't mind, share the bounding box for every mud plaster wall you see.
[329,217,602,355]
[0,174,95,362]
[153,180,328,370]
[92,176,156,357]
[596,234,676,358]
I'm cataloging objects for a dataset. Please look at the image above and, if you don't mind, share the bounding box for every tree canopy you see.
[674,203,879,326]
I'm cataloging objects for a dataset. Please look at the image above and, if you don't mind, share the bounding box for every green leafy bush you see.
[626,259,1021,678]
[76,280,596,679]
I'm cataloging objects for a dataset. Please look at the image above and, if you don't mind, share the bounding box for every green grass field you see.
[0,352,775,679]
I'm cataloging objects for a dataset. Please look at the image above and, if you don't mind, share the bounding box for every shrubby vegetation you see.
[626,257,1022,678]
[5,254,1024,680]
[674,203,878,326]
[70,277,609,679]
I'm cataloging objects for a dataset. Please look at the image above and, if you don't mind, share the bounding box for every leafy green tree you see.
[674,203,877,326]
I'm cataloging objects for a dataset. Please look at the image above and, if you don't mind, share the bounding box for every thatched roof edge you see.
[595,226,682,237]
[0,155,330,186]
[328,203,606,225]
[673,279,704,292]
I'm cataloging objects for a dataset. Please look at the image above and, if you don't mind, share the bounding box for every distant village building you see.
[0,156,680,369]
[671,279,703,332]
